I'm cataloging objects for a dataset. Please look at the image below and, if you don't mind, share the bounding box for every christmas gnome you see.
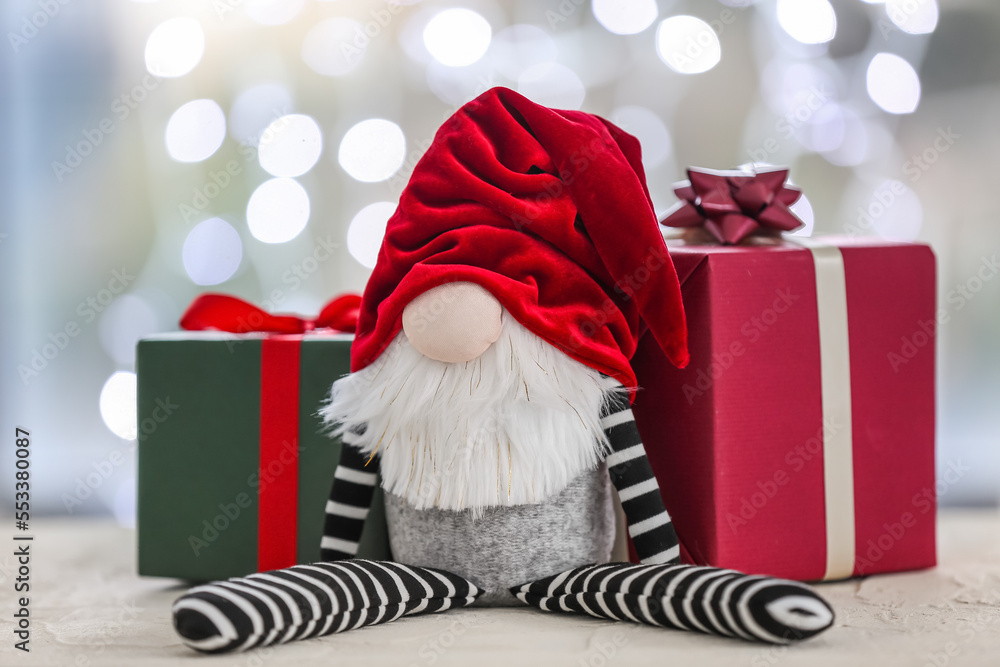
[172,87,834,652]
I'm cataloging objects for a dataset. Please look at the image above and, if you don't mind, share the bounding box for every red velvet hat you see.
[351,87,688,394]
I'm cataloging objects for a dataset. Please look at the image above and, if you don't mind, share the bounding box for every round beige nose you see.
[401,282,503,363]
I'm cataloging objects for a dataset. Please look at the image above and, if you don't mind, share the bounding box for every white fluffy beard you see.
[321,312,624,514]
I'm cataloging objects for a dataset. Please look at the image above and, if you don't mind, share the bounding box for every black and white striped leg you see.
[174,559,481,654]
[600,392,680,565]
[321,432,378,560]
[512,563,834,644]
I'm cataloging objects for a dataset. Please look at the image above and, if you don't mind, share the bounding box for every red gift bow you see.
[180,292,361,334]
[179,292,359,571]
[660,167,804,245]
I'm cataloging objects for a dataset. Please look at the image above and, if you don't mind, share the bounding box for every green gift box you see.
[136,330,389,581]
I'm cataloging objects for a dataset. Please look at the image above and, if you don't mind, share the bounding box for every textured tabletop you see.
[2,510,999,666]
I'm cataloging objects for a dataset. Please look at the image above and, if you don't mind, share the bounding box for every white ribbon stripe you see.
[792,237,856,581]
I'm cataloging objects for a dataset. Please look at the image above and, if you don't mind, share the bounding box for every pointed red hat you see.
[351,87,688,394]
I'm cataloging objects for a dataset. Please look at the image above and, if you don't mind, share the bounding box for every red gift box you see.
[631,236,937,581]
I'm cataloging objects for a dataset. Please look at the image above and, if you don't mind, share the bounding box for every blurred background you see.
[1,0,997,526]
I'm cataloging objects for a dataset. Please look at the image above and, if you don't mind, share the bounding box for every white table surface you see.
[2,510,999,666]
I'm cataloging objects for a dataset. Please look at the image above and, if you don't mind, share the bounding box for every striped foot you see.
[173,559,481,653]
[512,563,834,644]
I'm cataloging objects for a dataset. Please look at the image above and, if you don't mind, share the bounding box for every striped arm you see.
[512,563,834,644]
[601,392,680,565]
[173,560,481,654]
[321,431,379,561]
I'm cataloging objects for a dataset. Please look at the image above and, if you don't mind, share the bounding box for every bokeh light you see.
[592,0,658,35]
[776,0,837,45]
[490,24,557,80]
[820,108,869,166]
[258,114,323,178]
[182,218,243,284]
[866,52,921,114]
[885,0,938,35]
[98,294,160,365]
[144,17,204,78]
[655,16,721,75]
[397,7,438,65]
[426,59,496,106]
[244,0,306,26]
[228,83,294,146]
[609,106,672,168]
[114,478,137,529]
[795,102,846,153]
[517,63,586,110]
[246,178,310,243]
[99,371,137,441]
[165,99,226,163]
[761,60,838,118]
[347,202,396,269]
[338,119,407,183]
[423,8,492,67]
[302,18,367,76]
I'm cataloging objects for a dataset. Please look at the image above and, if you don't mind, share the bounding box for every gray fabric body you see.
[384,464,616,606]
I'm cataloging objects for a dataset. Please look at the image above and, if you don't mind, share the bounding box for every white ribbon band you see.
[791,238,856,580]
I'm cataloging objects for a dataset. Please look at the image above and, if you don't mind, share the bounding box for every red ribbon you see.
[180,293,360,571]
[660,166,804,245]
[258,335,300,571]
[180,293,361,334]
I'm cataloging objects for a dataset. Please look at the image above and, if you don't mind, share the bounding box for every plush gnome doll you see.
[172,87,834,652]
